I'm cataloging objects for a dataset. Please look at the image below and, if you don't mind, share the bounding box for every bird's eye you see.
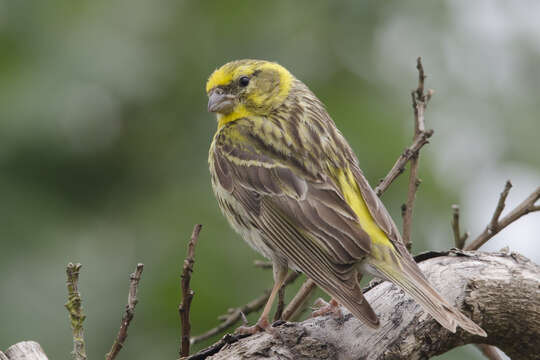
[239,76,250,87]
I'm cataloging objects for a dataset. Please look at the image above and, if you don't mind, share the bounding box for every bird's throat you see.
[217,104,252,129]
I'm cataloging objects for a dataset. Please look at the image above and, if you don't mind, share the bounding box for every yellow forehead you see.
[205,60,289,93]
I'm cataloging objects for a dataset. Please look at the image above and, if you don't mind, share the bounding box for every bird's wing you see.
[211,118,379,326]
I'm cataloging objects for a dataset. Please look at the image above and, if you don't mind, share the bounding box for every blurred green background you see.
[1,1,539,359]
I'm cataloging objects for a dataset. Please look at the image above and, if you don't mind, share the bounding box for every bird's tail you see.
[366,250,487,337]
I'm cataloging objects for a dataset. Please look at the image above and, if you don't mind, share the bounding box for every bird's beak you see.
[207,89,235,114]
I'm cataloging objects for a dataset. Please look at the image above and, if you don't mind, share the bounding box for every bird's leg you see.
[235,262,288,335]
[312,297,343,318]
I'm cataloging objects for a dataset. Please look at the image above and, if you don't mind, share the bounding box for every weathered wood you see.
[204,250,540,360]
[3,341,48,360]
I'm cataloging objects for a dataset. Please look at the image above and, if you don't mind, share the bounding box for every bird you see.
[206,59,486,337]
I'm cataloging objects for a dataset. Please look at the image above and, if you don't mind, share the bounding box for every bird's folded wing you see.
[212,121,379,326]
[212,120,372,265]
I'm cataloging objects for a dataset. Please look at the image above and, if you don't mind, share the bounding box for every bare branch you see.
[105,263,144,360]
[253,260,272,269]
[191,290,270,345]
[179,224,203,357]
[65,263,87,360]
[374,129,433,197]
[273,285,286,322]
[451,204,469,249]
[209,251,540,360]
[465,185,540,250]
[282,279,317,321]
[402,57,433,251]
[2,341,49,360]
[402,161,421,251]
[488,180,512,233]
[191,271,299,345]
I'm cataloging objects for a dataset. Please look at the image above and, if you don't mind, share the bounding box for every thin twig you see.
[402,160,421,251]
[273,285,286,322]
[488,180,512,233]
[191,290,270,345]
[401,57,433,251]
[374,129,433,197]
[465,185,540,251]
[105,263,144,360]
[451,204,469,249]
[253,260,273,269]
[179,224,203,357]
[282,278,317,321]
[65,263,87,360]
[191,271,299,344]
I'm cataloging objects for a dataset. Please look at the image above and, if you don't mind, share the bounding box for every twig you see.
[451,204,469,249]
[282,278,317,321]
[253,260,273,269]
[105,263,144,360]
[273,285,286,322]
[488,180,512,233]
[191,271,299,344]
[374,129,433,197]
[191,290,271,345]
[465,184,540,251]
[402,161,421,251]
[401,57,433,251]
[179,224,203,357]
[65,263,87,360]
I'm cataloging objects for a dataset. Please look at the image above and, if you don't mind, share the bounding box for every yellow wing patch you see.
[336,168,392,256]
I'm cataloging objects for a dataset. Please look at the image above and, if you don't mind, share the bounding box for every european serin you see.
[206,59,486,337]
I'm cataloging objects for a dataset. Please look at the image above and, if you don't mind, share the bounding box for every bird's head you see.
[206,59,293,126]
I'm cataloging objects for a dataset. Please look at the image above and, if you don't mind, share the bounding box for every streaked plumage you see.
[206,59,486,336]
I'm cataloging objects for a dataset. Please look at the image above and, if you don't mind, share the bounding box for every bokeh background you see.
[1,1,539,359]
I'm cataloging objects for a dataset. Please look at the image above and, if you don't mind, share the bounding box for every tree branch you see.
[282,279,317,322]
[451,204,469,249]
[465,184,540,250]
[191,271,299,345]
[64,263,87,360]
[179,224,203,357]
[401,57,433,251]
[451,206,497,360]
[374,129,433,197]
[105,263,144,360]
[207,251,540,360]
[1,341,48,360]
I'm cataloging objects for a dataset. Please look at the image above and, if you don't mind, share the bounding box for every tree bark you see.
[0,341,48,360]
[204,250,540,360]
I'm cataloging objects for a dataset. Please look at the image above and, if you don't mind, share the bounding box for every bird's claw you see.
[311,298,343,318]
[235,318,270,335]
